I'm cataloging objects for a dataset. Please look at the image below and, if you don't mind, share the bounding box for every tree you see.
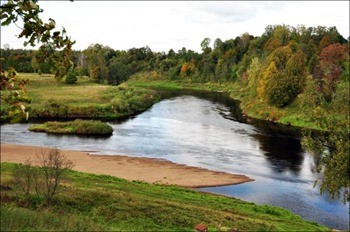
[0,68,30,122]
[318,35,330,52]
[180,60,197,78]
[246,57,262,97]
[302,112,349,203]
[1,0,74,121]
[200,38,211,53]
[30,55,38,73]
[264,25,291,53]
[83,44,113,83]
[12,148,74,206]
[259,45,307,107]
[107,57,130,85]
[213,38,223,52]
[319,43,348,100]
[37,148,74,206]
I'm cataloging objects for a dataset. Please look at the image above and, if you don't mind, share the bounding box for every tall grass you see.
[1,204,104,231]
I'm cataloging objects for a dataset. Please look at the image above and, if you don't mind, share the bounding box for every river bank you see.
[1,143,253,188]
[0,74,159,123]
[126,79,344,131]
[0,161,327,231]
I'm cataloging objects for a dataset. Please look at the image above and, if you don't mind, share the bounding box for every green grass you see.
[1,205,105,231]
[28,119,114,136]
[1,162,328,231]
[127,79,229,92]
[1,73,159,122]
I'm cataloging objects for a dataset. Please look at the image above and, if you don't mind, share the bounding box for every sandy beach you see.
[1,143,253,188]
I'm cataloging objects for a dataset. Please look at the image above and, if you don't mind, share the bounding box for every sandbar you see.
[1,143,253,188]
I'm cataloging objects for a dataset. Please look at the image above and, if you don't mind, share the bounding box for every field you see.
[1,73,159,122]
[0,162,327,231]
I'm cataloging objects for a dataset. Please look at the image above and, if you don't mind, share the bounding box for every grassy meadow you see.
[0,73,159,122]
[0,162,327,231]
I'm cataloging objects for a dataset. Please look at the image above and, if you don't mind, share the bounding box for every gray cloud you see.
[185,2,287,24]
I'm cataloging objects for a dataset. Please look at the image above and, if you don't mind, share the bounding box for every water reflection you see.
[252,133,304,175]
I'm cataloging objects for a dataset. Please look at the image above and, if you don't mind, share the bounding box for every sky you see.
[1,1,349,53]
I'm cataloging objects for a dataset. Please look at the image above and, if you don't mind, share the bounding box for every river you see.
[1,91,348,230]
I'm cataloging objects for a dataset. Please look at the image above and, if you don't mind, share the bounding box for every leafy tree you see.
[318,35,330,52]
[167,49,175,58]
[319,43,348,100]
[264,25,291,53]
[303,39,317,61]
[107,57,130,85]
[215,58,230,82]
[200,38,211,53]
[30,55,38,73]
[180,60,197,78]
[302,112,349,203]
[308,54,319,73]
[245,57,262,97]
[259,45,306,107]
[1,0,74,121]
[83,44,110,83]
[213,38,223,52]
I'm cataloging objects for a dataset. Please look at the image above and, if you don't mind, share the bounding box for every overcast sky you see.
[1,1,349,52]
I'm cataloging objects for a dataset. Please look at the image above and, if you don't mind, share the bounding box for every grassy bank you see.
[127,77,348,131]
[0,162,327,231]
[28,119,113,136]
[0,73,159,122]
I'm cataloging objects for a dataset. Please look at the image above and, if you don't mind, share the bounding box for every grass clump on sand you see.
[28,119,113,136]
[0,162,328,231]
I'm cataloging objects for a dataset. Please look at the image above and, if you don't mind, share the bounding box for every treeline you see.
[1,24,348,108]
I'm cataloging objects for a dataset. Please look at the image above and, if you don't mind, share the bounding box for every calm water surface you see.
[1,93,348,230]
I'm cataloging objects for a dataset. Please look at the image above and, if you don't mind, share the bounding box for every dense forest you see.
[1,24,348,110]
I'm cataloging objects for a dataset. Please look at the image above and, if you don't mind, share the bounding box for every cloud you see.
[185,2,287,24]
[1,1,348,52]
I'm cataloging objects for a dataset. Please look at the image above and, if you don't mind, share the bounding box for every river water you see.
[1,92,348,230]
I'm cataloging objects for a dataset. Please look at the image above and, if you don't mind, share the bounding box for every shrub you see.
[12,148,74,206]
[65,70,77,84]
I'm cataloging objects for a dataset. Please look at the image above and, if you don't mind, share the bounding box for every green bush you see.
[65,70,77,84]
[266,76,301,108]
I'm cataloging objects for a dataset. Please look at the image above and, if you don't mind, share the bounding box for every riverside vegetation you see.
[1,162,327,231]
[0,73,159,122]
[2,25,348,130]
[28,119,113,136]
